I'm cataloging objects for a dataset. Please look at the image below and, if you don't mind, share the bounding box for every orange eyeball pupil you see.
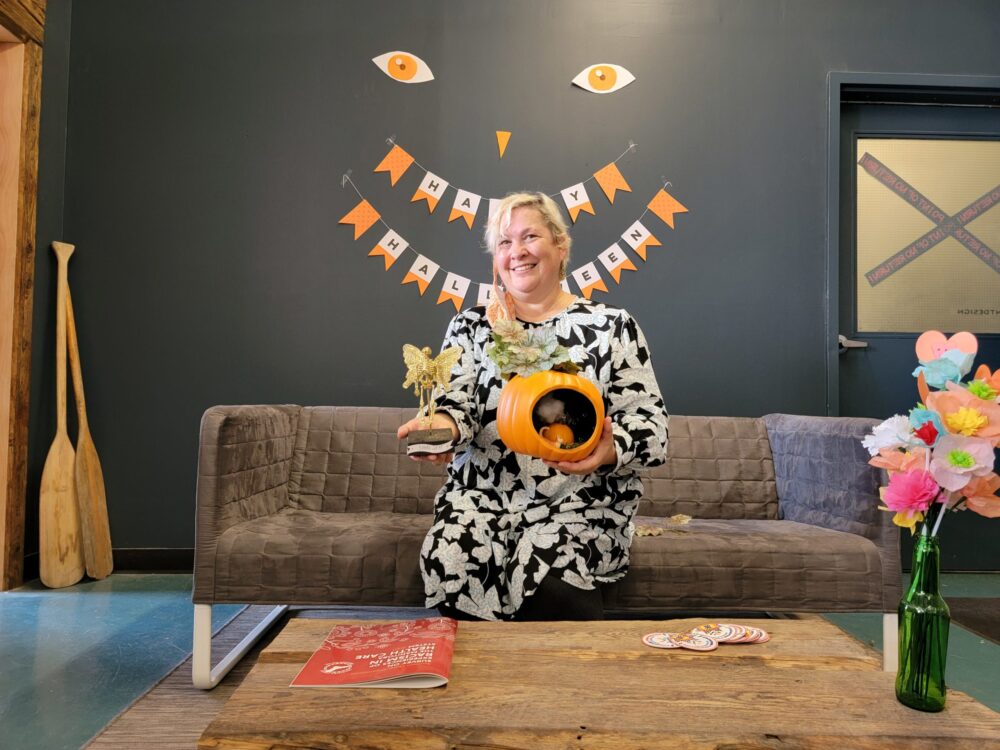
[588,66,617,91]
[390,54,417,81]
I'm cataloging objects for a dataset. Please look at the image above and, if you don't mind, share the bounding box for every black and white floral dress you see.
[421,298,668,620]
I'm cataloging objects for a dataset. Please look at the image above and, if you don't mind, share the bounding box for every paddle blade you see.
[76,429,113,579]
[39,434,84,588]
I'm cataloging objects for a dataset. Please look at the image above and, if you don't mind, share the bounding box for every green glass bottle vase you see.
[896,533,950,712]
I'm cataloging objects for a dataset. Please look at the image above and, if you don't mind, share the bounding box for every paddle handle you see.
[66,287,88,431]
[52,242,74,435]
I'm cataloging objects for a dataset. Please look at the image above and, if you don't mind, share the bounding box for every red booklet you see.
[290,617,458,688]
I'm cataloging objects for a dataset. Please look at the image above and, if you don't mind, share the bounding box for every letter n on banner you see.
[369,229,408,270]
[598,242,637,283]
[621,220,661,261]
[437,272,470,312]
[571,262,608,299]
[402,254,440,295]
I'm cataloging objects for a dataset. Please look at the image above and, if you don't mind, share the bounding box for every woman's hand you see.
[543,417,617,475]
[397,412,460,464]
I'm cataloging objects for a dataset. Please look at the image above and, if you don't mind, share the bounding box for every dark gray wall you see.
[27,1,1000,559]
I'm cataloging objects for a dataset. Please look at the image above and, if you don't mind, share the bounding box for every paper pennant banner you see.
[339,199,381,239]
[598,243,637,283]
[369,229,408,270]
[496,130,511,159]
[448,189,481,229]
[436,272,470,312]
[411,171,449,213]
[561,279,570,294]
[647,188,689,229]
[488,198,502,220]
[621,220,662,261]
[571,262,608,299]
[373,144,414,186]
[561,183,596,223]
[593,162,632,204]
[477,283,494,307]
[401,254,440,295]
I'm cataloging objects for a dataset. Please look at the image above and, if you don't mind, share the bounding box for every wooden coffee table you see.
[199,617,1000,749]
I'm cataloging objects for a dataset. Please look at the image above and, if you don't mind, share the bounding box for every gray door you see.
[838,101,1000,569]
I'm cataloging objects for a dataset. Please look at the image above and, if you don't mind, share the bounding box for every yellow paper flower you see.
[944,406,988,436]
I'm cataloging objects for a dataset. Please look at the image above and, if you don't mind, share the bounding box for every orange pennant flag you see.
[593,162,632,204]
[496,131,511,158]
[567,202,595,223]
[647,189,689,229]
[373,144,414,186]
[338,199,380,239]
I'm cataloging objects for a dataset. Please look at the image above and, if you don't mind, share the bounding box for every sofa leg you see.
[882,612,898,672]
[192,603,289,689]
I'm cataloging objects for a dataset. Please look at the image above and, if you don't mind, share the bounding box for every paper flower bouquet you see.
[860,330,998,712]
[862,330,1000,534]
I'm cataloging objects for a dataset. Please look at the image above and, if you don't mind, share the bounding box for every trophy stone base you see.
[406,428,455,457]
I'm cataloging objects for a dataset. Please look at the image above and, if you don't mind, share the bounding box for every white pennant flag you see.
[436,272,470,312]
[571,262,609,300]
[477,283,494,306]
[449,190,481,229]
[401,254,440,295]
[369,229,408,270]
[560,183,595,223]
[620,219,662,261]
[411,171,450,213]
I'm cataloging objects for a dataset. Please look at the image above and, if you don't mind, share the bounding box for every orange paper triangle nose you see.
[594,162,632,204]
[339,199,380,239]
[496,131,511,159]
[647,189,688,229]
[374,144,414,186]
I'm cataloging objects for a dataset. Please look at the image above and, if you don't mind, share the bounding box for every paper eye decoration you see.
[571,64,635,94]
[372,51,435,83]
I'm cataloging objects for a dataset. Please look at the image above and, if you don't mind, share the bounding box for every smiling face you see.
[494,207,568,303]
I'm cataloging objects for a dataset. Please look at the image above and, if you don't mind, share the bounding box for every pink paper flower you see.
[930,434,995,492]
[963,473,1000,519]
[881,469,940,513]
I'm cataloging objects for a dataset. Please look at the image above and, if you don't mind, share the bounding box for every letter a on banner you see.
[647,188,689,229]
[369,229,409,270]
[593,162,632,204]
[373,144,414,186]
[448,189,481,229]
[411,172,449,213]
[560,183,595,223]
[621,220,662,261]
[436,272,470,312]
[339,199,381,239]
[598,243,637,283]
[401,254,440,295]
[571,262,609,299]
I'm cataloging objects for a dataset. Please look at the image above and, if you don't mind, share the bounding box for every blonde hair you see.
[484,192,572,278]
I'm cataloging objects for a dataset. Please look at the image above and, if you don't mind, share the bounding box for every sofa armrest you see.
[193,404,301,603]
[764,413,901,609]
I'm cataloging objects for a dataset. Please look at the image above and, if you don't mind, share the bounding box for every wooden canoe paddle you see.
[39,241,84,588]
[67,285,113,579]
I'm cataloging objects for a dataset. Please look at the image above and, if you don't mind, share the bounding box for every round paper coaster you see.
[643,632,680,649]
[668,632,718,651]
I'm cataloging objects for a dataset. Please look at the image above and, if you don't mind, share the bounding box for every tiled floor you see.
[0,573,997,750]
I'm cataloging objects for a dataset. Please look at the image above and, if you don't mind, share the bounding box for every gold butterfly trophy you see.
[402,344,463,456]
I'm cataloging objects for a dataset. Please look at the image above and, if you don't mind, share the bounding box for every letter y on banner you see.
[561,183,595,223]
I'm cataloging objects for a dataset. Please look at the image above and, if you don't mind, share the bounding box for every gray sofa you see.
[192,406,900,687]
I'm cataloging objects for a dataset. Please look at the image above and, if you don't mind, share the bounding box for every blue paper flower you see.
[913,357,963,390]
[908,407,945,447]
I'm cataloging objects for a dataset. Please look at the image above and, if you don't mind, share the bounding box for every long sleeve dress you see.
[421,297,669,620]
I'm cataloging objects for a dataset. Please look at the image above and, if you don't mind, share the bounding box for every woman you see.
[397,192,668,620]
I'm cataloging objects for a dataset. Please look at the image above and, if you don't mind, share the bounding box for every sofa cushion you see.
[289,407,446,514]
[638,416,778,520]
[603,518,885,612]
[206,509,431,605]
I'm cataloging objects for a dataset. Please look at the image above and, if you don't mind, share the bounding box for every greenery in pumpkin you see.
[486,319,580,380]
